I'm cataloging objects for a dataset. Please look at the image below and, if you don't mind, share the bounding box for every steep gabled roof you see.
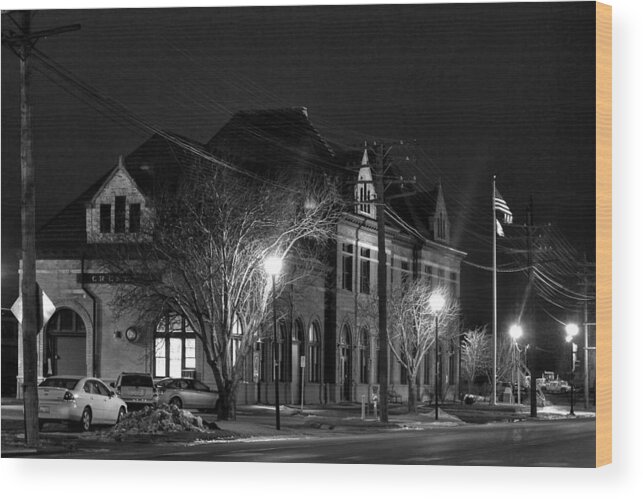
[388,186,439,239]
[36,132,206,254]
[36,171,112,253]
[206,108,340,178]
[124,132,207,197]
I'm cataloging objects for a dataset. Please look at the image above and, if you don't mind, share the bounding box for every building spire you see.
[361,145,369,166]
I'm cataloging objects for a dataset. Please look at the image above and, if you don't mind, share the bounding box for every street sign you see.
[11,284,56,330]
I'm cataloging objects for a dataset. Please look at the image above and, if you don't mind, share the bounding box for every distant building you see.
[17,108,465,405]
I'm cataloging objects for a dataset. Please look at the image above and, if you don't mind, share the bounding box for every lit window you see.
[154,314,197,378]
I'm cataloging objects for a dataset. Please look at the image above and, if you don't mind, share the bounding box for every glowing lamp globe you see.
[264,256,283,277]
[565,323,579,338]
[509,324,523,340]
[429,293,446,313]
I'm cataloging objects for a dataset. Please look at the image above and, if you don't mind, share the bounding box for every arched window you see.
[155,314,196,379]
[308,321,321,383]
[359,327,370,384]
[293,319,304,343]
[231,315,244,379]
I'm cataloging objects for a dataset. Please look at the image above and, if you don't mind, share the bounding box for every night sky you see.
[1,2,596,341]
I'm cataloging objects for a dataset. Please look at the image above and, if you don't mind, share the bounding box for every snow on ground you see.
[106,404,217,437]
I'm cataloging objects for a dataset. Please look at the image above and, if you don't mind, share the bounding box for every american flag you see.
[494,187,513,224]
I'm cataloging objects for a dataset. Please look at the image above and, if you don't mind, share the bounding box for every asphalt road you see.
[36,419,595,467]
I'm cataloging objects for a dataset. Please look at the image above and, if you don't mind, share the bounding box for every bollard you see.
[361,395,365,420]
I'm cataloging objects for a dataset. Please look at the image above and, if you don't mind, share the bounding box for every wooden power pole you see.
[2,10,80,447]
[526,197,538,418]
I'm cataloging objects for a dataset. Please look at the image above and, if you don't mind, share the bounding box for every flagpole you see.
[492,175,497,406]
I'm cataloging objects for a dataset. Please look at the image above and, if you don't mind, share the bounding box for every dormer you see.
[86,156,149,243]
[430,182,450,244]
[354,148,376,219]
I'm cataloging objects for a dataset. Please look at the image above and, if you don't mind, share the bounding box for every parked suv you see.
[111,372,158,410]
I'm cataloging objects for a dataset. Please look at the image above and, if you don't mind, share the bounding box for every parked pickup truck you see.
[537,371,571,393]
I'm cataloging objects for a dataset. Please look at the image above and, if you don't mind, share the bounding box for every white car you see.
[38,375,127,432]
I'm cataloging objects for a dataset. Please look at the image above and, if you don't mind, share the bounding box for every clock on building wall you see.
[125,327,138,342]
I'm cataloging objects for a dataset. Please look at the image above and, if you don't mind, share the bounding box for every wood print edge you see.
[595,0,612,468]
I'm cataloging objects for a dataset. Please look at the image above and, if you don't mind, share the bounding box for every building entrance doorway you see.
[45,308,87,376]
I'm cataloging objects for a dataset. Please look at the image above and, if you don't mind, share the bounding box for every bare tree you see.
[102,163,342,420]
[360,280,460,413]
[483,332,516,395]
[460,326,490,395]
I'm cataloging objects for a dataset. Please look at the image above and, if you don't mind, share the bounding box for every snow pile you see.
[107,404,215,437]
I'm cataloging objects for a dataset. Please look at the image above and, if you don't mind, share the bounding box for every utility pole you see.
[374,143,389,423]
[18,10,39,448]
[2,10,80,448]
[579,259,596,409]
[526,197,538,418]
[369,142,416,423]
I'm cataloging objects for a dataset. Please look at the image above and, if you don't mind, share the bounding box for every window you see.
[425,265,433,286]
[154,314,196,378]
[47,308,86,334]
[341,243,353,291]
[360,248,371,294]
[359,185,371,215]
[129,203,141,233]
[437,268,445,286]
[308,321,321,383]
[359,328,369,384]
[115,196,126,233]
[100,204,111,233]
[390,255,394,285]
[401,260,410,287]
[231,316,243,371]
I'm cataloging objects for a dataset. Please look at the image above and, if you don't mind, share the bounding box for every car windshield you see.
[121,374,153,387]
[40,378,81,390]
[155,378,173,387]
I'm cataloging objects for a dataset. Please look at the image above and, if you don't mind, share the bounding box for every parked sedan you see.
[38,375,127,432]
[156,378,218,411]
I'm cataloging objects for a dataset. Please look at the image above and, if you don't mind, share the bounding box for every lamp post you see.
[429,293,445,421]
[265,256,283,430]
[509,324,523,405]
[565,323,579,416]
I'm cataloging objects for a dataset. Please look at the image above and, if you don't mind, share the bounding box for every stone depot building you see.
[17,108,466,406]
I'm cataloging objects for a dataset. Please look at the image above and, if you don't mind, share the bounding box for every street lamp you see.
[565,323,579,416]
[429,293,445,421]
[509,324,523,405]
[264,255,283,430]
